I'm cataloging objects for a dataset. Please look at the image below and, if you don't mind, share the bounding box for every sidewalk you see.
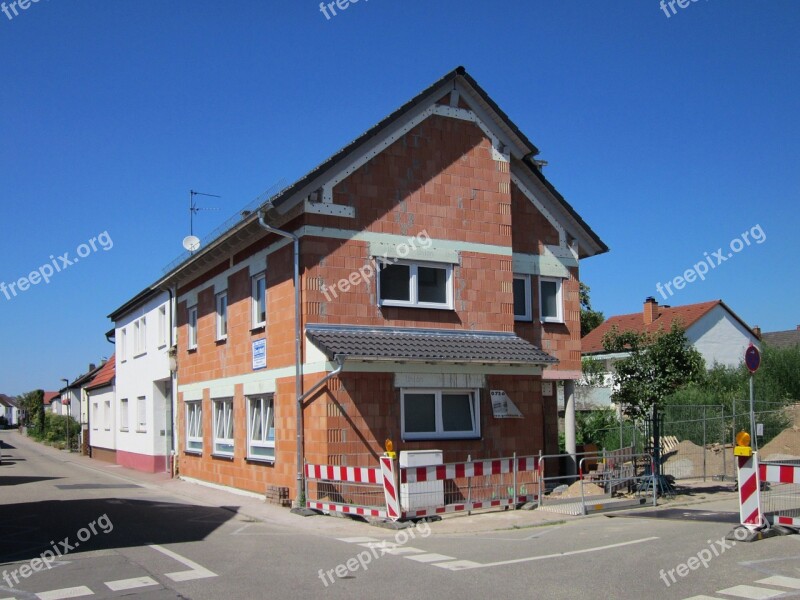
[1,429,742,537]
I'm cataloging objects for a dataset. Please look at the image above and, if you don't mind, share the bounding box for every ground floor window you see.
[213,398,234,456]
[186,401,202,452]
[247,395,275,461]
[401,389,480,440]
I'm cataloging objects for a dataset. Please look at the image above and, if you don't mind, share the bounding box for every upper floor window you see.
[158,305,167,348]
[120,398,129,431]
[513,274,532,321]
[539,277,564,323]
[378,261,452,309]
[252,274,266,329]
[186,401,202,452]
[187,306,198,350]
[133,317,147,355]
[216,292,228,341]
[120,328,127,361]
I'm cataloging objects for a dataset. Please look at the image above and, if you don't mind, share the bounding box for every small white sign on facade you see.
[490,390,523,418]
[756,423,764,437]
[252,338,267,370]
[542,382,554,397]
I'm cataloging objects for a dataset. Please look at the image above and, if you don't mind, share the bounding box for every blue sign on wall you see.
[252,338,267,370]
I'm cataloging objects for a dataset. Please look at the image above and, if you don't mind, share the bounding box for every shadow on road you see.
[0,476,62,486]
[0,498,240,563]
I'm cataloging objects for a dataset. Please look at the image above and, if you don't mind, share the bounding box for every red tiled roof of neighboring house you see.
[43,391,60,405]
[582,299,755,354]
[761,327,800,349]
[85,356,115,391]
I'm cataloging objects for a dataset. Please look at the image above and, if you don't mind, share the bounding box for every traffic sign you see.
[745,344,761,373]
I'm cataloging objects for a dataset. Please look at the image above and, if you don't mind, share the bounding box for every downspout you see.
[257,207,304,504]
[167,285,177,476]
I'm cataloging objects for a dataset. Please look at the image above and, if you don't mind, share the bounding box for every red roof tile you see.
[85,355,115,391]
[43,391,60,404]
[582,300,724,354]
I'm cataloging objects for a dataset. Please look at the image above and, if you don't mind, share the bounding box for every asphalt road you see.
[2,430,800,600]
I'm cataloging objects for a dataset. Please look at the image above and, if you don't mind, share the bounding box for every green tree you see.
[603,322,705,420]
[580,283,605,337]
[18,389,45,433]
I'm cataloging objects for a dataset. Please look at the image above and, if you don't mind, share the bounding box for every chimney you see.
[753,326,762,339]
[643,297,659,325]
[88,363,96,372]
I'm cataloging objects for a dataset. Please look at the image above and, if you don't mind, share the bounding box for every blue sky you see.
[1,1,798,395]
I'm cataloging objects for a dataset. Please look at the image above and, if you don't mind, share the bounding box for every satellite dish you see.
[182,235,201,252]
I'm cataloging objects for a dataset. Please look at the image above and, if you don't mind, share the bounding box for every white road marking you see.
[36,586,94,600]
[149,544,217,582]
[756,576,800,589]
[432,560,483,570]
[336,536,379,543]
[464,536,660,570]
[382,547,426,555]
[105,576,159,591]
[717,585,784,599]
[405,553,456,563]
[682,596,724,600]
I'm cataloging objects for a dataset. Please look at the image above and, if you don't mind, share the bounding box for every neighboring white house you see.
[580,298,761,409]
[61,363,104,452]
[85,356,116,463]
[109,288,175,473]
[0,394,18,426]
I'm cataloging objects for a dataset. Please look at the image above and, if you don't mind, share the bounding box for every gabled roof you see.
[582,300,755,354]
[43,391,60,405]
[148,66,607,294]
[68,363,105,389]
[0,394,17,408]
[761,327,800,349]
[306,324,557,366]
[85,355,115,391]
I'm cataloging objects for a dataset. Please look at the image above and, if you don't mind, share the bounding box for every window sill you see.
[120,428,129,432]
[136,429,147,433]
[379,302,453,311]
[402,435,481,442]
[514,316,533,322]
[540,319,565,325]
[187,346,197,353]
[211,453,234,461]
[246,456,275,464]
[133,352,147,359]
[250,324,266,333]
[184,449,203,456]
[215,337,227,345]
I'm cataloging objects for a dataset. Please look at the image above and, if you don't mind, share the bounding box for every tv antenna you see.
[189,190,221,237]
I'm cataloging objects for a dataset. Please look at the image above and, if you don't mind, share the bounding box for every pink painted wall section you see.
[116,449,167,473]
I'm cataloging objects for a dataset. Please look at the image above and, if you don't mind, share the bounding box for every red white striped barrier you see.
[760,462,800,485]
[306,501,386,519]
[401,458,514,484]
[305,463,380,484]
[402,495,537,519]
[737,454,765,529]
[381,456,401,521]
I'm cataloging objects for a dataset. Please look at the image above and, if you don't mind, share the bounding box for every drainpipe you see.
[257,207,304,504]
[167,284,177,476]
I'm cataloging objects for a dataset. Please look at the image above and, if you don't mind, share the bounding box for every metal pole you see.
[467,454,472,515]
[750,375,758,452]
[512,452,517,510]
[619,406,624,450]
[722,406,727,480]
[702,405,707,482]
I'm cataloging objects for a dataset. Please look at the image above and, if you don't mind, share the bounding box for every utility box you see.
[400,450,444,511]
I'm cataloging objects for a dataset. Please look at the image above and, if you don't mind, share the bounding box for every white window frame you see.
[186,401,203,452]
[539,277,564,323]
[92,402,99,430]
[216,292,228,341]
[158,305,167,348]
[377,260,453,309]
[103,400,111,431]
[136,396,147,432]
[513,274,532,321]
[246,395,275,461]
[187,306,198,350]
[120,398,129,432]
[400,388,480,441]
[120,328,127,362]
[133,317,147,356]
[251,273,267,329]
[212,398,234,456]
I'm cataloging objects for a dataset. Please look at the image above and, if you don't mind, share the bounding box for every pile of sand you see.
[662,439,734,479]
[561,480,606,499]
[760,426,800,461]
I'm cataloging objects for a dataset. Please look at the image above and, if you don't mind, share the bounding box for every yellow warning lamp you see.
[734,430,752,457]
[384,438,396,459]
